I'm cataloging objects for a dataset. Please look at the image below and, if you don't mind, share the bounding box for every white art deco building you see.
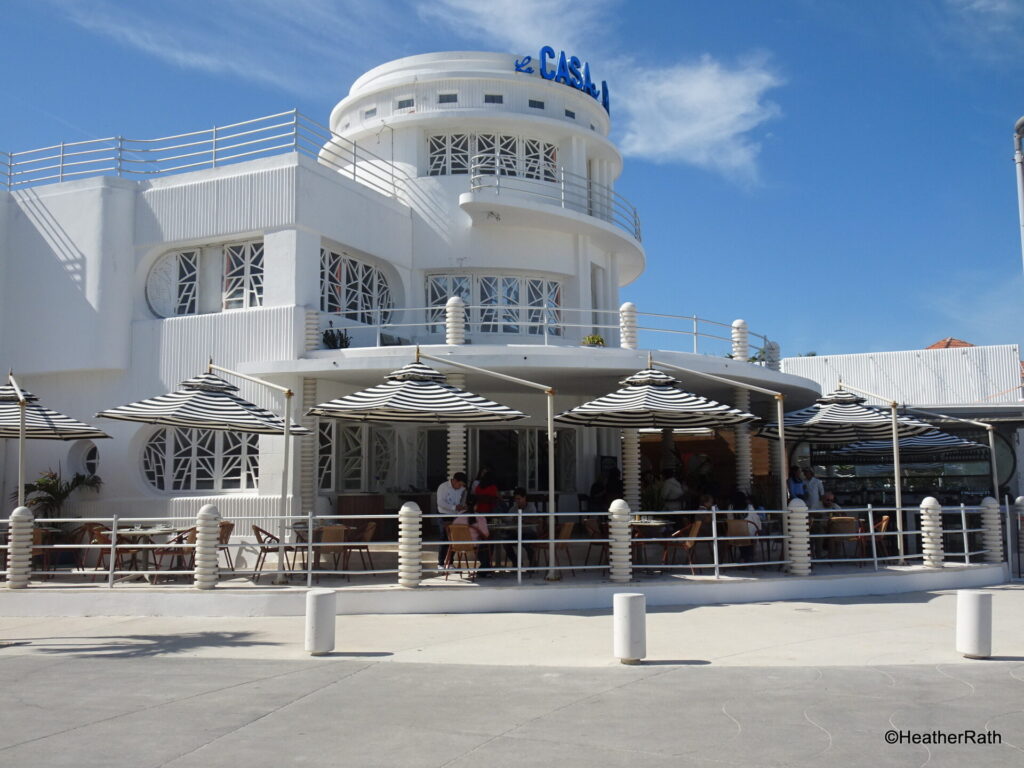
[0,51,819,527]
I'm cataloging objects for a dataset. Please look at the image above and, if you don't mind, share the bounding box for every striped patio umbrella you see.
[306,362,527,423]
[555,368,758,512]
[836,430,986,456]
[757,389,934,444]
[1,379,110,506]
[97,373,311,435]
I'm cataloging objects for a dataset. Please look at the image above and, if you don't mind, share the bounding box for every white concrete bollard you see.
[955,590,992,659]
[305,588,337,655]
[613,592,646,664]
[397,501,422,588]
[920,496,944,568]
[6,507,34,589]
[193,504,220,590]
[979,496,1004,564]
[445,295,466,345]
[785,498,811,576]
[608,499,632,583]
[618,301,637,350]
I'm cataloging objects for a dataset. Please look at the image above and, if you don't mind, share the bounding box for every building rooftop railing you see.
[0,110,641,241]
[468,154,641,242]
[317,304,773,361]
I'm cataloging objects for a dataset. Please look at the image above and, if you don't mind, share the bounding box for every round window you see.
[146,250,199,318]
[69,440,100,477]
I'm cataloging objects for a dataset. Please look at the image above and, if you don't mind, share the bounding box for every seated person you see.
[509,487,544,567]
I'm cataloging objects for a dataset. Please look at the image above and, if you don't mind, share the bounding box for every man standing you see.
[436,471,467,570]
[803,467,825,510]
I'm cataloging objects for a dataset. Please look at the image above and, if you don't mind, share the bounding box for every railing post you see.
[59,142,65,182]
[619,301,637,350]
[352,140,358,182]
[731,319,752,494]
[6,507,33,589]
[194,504,220,590]
[692,315,699,354]
[1016,497,1024,572]
[786,498,811,576]
[116,137,124,177]
[292,109,299,152]
[559,166,566,208]
[211,126,218,168]
[920,496,944,568]
[608,499,632,583]
[398,501,422,588]
[980,496,1004,564]
[445,295,466,345]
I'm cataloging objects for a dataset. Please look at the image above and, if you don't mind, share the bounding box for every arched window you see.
[319,248,393,323]
[142,428,259,492]
[146,250,200,317]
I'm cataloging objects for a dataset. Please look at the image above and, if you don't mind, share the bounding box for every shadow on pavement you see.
[3,631,280,658]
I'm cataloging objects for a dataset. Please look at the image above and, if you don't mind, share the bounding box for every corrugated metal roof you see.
[781,344,1022,406]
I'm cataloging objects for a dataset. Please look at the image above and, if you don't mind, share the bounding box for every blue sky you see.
[3,0,1023,357]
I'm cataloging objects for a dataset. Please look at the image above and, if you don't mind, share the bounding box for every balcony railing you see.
[468,154,642,242]
[317,304,772,360]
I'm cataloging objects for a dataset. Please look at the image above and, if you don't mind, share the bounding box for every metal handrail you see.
[467,154,642,242]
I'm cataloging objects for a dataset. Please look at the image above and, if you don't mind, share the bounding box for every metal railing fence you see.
[317,305,771,358]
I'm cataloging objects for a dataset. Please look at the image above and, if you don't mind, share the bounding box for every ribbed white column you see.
[193,504,220,590]
[920,496,944,568]
[619,302,637,350]
[980,496,1004,564]
[6,507,33,589]
[299,377,318,515]
[1016,497,1024,566]
[622,429,640,512]
[608,499,632,582]
[445,295,466,345]
[786,498,811,576]
[731,319,752,494]
[398,501,422,588]
[447,372,467,478]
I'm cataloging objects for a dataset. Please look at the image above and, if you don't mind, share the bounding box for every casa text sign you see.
[515,47,609,114]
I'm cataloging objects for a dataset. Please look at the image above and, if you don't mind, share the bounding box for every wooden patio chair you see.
[858,515,891,560]
[582,517,609,567]
[348,521,377,572]
[826,516,860,560]
[252,525,297,583]
[662,520,703,575]
[444,523,478,580]
[31,528,55,577]
[217,520,235,572]
[152,527,196,582]
[722,519,759,565]
[316,524,349,582]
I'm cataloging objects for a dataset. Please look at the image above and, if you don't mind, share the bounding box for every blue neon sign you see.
[514,47,609,114]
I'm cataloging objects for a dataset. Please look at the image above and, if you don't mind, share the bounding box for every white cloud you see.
[942,0,1024,60]
[614,54,782,183]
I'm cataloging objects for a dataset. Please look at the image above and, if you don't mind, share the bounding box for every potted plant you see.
[582,334,606,347]
[15,469,103,520]
[322,321,352,350]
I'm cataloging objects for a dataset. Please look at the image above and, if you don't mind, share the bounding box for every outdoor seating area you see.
[0,495,1008,590]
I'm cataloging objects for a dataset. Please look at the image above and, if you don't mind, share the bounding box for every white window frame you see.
[319,247,394,324]
[426,273,562,336]
[222,240,264,311]
[316,422,396,493]
[426,133,557,179]
[142,427,259,493]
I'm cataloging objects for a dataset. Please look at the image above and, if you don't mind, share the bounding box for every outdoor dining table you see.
[112,525,191,581]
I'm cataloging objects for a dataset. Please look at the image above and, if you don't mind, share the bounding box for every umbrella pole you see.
[18,398,26,507]
[545,391,558,581]
[775,395,787,510]
[274,390,293,585]
[890,403,905,562]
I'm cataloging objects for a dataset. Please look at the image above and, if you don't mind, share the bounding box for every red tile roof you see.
[926,337,974,349]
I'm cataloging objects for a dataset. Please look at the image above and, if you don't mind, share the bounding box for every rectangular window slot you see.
[438,93,458,104]
[396,98,414,109]
[364,107,377,118]
[564,109,575,119]
[484,94,504,104]
[528,99,545,109]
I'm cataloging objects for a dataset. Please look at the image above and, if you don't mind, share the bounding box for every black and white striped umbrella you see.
[555,368,757,513]
[0,385,110,441]
[554,369,757,428]
[307,362,526,423]
[836,430,985,456]
[757,389,934,443]
[97,373,311,435]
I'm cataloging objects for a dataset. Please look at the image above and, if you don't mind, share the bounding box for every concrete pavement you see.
[0,586,1021,766]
